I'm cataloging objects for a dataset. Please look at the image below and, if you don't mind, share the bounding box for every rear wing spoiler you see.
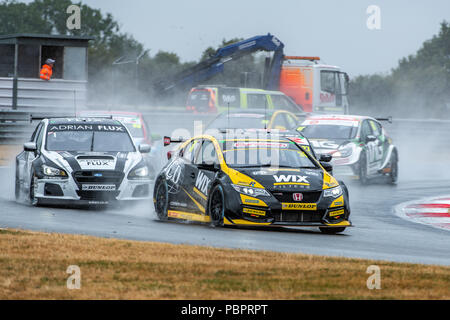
[375,116,393,124]
[163,136,186,146]
[30,114,113,123]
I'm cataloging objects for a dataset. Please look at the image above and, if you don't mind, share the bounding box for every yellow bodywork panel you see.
[240,194,268,207]
[329,195,344,208]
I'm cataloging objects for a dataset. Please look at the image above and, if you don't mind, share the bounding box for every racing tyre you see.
[154,179,169,221]
[359,155,369,185]
[29,172,40,207]
[319,227,346,234]
[208,184,225,227]
[388,153,398,185]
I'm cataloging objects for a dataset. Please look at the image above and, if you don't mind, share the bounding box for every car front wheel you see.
[154,178,169,221]
[15,163,21,201]
[29,173,40,207]
[208,184,225,227]
[359,154,369,185]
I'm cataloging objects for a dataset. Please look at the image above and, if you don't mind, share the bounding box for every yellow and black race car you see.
[153,131,351,234]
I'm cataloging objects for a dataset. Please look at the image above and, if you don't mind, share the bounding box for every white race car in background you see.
[297,115,399,184]
[15,117,153,206]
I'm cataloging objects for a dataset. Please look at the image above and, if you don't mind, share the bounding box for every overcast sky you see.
[81,1,448,76]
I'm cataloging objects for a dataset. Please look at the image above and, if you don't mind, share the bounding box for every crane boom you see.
[153,33,284,95]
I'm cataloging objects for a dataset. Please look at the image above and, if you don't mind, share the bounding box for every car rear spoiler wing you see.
[30,114,113,122]
[375,116,393,123]
[163,136,186,146]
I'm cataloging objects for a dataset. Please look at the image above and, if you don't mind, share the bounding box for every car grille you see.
[270,190,322,203]
[72,170,124,185]
[272,211,323,223]
[72,170,124,201]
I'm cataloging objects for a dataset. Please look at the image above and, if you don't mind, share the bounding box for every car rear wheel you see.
[319,227,346,234]
[154,179,168,221]
[359,154,369,185]
[208,185,224,227]
[389,153,398,185]
[15,164,21,201]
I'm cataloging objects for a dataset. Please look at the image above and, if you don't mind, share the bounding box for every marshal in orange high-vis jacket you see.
[39,58,55,81]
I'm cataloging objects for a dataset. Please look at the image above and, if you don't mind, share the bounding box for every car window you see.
[46,131,135,152]
[271,113,289,129]
[247,94,268,109]
[361,120,373,139]
[187,89,211,109]
[195,139,218,165]
[36,124,45,150]
[285,114,298,129]
[180,139,200,163]
[270,94,299,112]
[369,120,382,137]
[30,122,43,142]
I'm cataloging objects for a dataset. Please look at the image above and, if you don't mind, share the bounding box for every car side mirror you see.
[319,154,332,162]
[24,142,37,152]
[365,135,377,143]
[139,144,151,153]
[320,161,333,173]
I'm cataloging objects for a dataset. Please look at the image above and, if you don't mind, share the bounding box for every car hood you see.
[236,167,324,192]
[43,150,142,173]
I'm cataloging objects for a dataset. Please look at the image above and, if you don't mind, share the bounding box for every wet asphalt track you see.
[0,116,449,266]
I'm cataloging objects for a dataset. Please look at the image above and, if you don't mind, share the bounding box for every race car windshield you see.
[46,131,135,152]
[123,123,144,138]
[222,142,316,168]
[301,125,357,139]
[188,90,211,108]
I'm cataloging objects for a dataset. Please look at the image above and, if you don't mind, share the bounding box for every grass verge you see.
[0,145,21,166]
[0,228,449,299]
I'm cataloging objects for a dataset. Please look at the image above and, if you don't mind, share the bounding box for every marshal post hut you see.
[0,34,93,112]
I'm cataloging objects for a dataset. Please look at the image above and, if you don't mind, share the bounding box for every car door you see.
[190,139,220,212]
[178,138,203,213]
[361,120,381,174]
[22,122,44,187]
[369,120,387,166]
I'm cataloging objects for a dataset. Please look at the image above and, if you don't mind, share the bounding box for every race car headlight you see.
[42,164,67,177]
[333,144,354,158]
[128,165,149,179]
[231,184,270,197]
[323,186,343,198]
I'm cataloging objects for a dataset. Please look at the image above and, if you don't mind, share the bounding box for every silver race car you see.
[15,117,153,206]
[298,115,398,184]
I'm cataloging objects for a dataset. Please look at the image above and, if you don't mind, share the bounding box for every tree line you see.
[349,21,450,118]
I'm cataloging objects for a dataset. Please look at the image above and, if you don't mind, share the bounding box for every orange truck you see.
[279,56,350,114]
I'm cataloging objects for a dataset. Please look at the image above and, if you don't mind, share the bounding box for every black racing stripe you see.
[114,152,128,172]
[64,155,82,171]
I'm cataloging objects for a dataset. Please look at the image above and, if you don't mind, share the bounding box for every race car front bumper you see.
[223,188,352,227]
[32,175,153,205]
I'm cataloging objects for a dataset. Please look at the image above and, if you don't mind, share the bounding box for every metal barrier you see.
[0,77,87,111]
[0,110,69,145]
[0,110,35,144]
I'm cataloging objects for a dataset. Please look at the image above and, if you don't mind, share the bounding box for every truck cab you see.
[279,57,349,114]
